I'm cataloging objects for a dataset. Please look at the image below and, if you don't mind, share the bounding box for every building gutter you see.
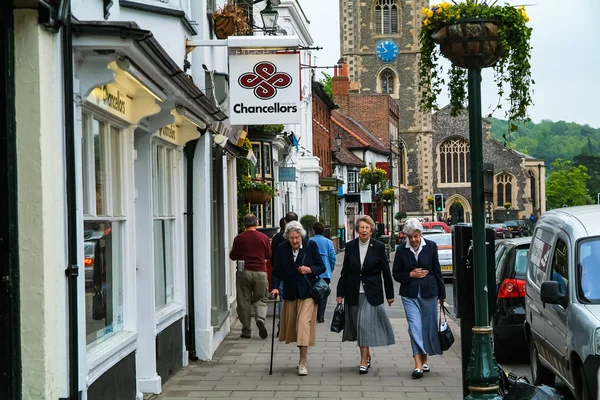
[71,20,227,122]
[59,1,82,399]
[184,139,198,361]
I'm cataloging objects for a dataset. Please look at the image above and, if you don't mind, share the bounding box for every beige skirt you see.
[279,298,318,346]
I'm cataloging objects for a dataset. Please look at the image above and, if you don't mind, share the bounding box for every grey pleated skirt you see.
[342,293,396,347]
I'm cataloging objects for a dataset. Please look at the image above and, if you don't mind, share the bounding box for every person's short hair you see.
[285,211,299,223]
[243,214,258,227]
[313,221,325,235]
[279,217,286,230]
[355,215,375,233]
[403,218,423,235]
[283,220,306,239]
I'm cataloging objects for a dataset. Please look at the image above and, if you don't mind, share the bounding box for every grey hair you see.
[403,218,423,235]
[283,220,306,239]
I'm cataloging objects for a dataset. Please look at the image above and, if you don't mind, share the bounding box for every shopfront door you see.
[0,1,21,398]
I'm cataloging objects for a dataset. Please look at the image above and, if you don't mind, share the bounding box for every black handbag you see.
[438,304,455,351]
[330,303,345,333]
[303,274,331,303]
[93,290,106,320]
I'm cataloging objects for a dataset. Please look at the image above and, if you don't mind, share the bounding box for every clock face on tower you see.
[375,40,399,63]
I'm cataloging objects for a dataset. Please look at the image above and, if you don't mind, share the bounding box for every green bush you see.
[300,215,317,234]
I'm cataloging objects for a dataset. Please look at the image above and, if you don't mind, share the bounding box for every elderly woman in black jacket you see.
[270,221,325,376]
[336,215,396,374]
[392,218,446,379]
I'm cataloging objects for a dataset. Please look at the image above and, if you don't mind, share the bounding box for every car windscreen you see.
[504,221,518,227]
[426,234,452,246]
[577,237,600,303]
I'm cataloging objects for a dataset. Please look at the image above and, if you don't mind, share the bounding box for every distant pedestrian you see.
[270,221,325,376]
[529,212,537,226]
[392,218,446,379]
[229,214,271,339]
[310,222,336,323]
[336,215,396,375]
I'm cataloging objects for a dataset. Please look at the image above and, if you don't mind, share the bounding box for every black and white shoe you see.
[422,364,431,373]
[359,366,369,374]
[412,368,423,379]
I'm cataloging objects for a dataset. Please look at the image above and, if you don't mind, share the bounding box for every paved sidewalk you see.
[151,252,463,400]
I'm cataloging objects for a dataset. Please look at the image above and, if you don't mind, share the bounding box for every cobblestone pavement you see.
[150,251,463,400]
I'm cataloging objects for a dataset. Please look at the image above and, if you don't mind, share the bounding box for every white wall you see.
[15,10,69,398]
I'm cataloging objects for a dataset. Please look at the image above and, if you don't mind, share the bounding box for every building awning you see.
[319,176,343,193]
[72,20,227,125]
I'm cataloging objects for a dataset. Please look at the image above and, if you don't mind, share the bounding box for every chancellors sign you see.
[229,52,301,125]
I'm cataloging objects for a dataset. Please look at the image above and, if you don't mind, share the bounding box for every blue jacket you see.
[392,238,446,300]
[309,234,336,280]
[272,238,325,301]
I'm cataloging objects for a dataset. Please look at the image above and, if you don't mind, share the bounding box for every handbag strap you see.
[439,303,448,327]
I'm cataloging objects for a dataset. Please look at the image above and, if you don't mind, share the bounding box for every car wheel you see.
[576,364,593,400]
[530,342,555,386]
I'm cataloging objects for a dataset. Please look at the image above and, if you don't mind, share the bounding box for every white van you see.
[524,205,600,400]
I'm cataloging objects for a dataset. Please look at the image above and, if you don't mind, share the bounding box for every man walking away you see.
[310,222,336,323]
[229,214,271,339]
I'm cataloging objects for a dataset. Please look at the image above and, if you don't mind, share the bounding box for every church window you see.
[496,172,515,207]
[439,138,470,184]
[380,69,395,94]
[375,0,399,34]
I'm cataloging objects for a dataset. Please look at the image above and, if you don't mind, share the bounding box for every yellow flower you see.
[421,7,428,15]
[423,18,430,26]
[427,10,433,18]
[524,15,530,22]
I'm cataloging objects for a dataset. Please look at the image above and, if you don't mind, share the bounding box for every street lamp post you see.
[537,163,542,215]
[465,68,501,400]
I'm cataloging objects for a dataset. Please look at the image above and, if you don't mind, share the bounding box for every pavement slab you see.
[148,251,464,400]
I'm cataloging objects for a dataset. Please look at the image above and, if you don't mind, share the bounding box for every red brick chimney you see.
[332,63,349,110]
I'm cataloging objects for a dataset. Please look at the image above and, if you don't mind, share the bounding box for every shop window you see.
[439,138,471,184]
[82,113,125,346]
[375,0,399,34]
[152,143,177,309]
[263,143,272,177]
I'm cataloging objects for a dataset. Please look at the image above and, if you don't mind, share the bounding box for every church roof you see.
[331,110,389,154]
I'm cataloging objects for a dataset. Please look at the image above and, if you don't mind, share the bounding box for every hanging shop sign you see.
[87,84,135,123]
[229,52,300,125]
[278,167,296,182]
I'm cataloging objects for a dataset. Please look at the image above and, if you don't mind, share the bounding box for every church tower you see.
[339,0,434,214]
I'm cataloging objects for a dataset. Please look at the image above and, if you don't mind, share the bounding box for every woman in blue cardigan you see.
[271,221,325,376]
[392,218,446,379]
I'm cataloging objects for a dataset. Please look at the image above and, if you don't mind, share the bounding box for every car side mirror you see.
[540,281,567,307]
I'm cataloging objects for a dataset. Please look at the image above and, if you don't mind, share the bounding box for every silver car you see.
[525,205,600,400]
[424,232,453,277]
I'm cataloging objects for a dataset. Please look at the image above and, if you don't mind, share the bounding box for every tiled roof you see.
[331,110,389,154]
[333,146,365,167]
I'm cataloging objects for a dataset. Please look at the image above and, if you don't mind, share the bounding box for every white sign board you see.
[360,190,373,204]
[229,53,301,125]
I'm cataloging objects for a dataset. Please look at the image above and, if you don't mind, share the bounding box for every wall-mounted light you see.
[335,132,342,148]
[176,106,208,130]
[260,0,278,34]
[116,58,168,102]
[214,133,228,148]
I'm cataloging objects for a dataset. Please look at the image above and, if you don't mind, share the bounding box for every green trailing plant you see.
[395,211,407,221]
[381,188,396,202]
[503,201,512,209]
[359,164,388,190]
[418,1,533,127]
[238,175,275,197]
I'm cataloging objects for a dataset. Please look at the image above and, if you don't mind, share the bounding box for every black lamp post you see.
[260,0,278,35]
[537,163,542,216]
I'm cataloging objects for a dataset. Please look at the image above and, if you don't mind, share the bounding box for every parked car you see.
[504,219,529,237]
[421,221,451,233]
[423,232,453,278]
[524,205,600,400]
[488,223,512,239]
[492,236,531,362]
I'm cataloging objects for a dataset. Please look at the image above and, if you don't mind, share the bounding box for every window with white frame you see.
[82,112,126,346]
[347,171,358,193]
[439,138,471,184]
[152,142,177,309]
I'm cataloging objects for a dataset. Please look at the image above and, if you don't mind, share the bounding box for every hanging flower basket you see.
[433,19,504,68]
[359,164,388,190]
[381,189,396,202]
[212,3,250,39]
[244,190,272,204]
[214,15,236,39]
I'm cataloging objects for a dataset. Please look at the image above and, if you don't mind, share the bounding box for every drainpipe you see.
[59,1,82,398]
[184,139,198,361]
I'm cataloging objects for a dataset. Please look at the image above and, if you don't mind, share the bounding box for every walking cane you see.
[269,293,278,375]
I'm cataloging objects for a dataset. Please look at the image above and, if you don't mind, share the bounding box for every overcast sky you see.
[299,0,600,128]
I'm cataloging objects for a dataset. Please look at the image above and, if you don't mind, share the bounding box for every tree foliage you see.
[545,159,592,209]
[319,72,333,98]
[573,154,600,202]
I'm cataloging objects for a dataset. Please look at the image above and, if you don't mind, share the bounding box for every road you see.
[443,281,574,399]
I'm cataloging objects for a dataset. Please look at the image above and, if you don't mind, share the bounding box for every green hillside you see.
[488,117,600,164]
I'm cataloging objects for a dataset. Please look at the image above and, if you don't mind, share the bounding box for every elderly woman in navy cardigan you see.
[392,218,446,379]
[270,221,325,376]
